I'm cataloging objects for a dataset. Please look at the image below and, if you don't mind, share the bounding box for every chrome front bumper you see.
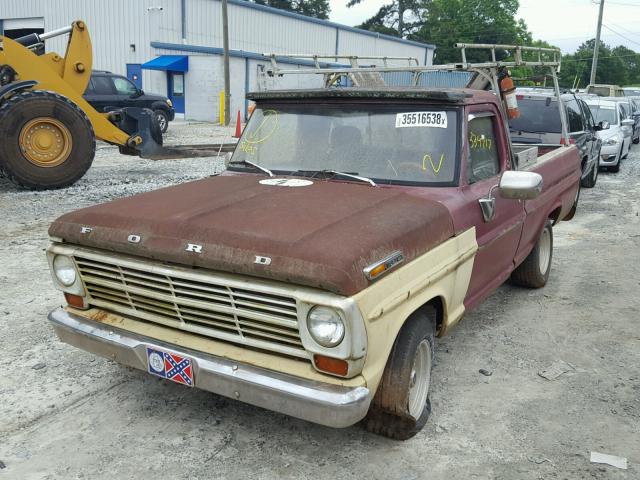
[48,308,371,428]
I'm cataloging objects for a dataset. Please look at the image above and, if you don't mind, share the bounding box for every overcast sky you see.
[328,0,640,54]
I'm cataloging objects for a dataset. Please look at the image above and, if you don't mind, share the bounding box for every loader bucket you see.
[110,107,165,158]
[112,107,235,160]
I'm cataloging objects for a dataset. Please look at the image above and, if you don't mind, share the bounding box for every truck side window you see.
[92,76,115,95]
[84,78,95,95]
[566,100,584,133]
[467,115,499,184]
[113,77,138,96]
[580,100,595,130]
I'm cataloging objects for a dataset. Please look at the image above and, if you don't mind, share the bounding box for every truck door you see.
[579,99,600,163]
[462,107,526,309]
[112,75,141,108]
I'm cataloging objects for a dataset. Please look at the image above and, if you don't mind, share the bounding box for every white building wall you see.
[0,0,435,122]
[338,30,428,63]
[0,0,177,88]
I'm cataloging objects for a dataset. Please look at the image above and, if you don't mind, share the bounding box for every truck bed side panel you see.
[514,145,581,267]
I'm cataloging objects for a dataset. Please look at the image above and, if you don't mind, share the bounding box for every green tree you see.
[346,0,425,37]
[251,0,330,19]
[612,45,640,86]
[413,0,530,64]
[560,40,628,88]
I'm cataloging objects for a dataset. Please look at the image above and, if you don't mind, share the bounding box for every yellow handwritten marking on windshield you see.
[422,153,445,175]
[239,141,257,155]
[469,132,492,150]
[244,109,279,144]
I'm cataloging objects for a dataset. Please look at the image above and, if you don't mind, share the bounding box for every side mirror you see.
[621,118,635,127]
[478,171,543,223]
[499,171,543,200]
[595,121,610,131]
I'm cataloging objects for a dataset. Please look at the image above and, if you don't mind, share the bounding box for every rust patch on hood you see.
[49,175,454,296]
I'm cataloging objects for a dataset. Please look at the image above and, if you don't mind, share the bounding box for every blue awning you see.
[141,55,188,72]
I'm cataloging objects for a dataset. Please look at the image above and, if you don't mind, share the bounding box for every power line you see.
[602,23,640,47]
[608,22,640,37]
[563,52,640,62]
[602,0,640,6]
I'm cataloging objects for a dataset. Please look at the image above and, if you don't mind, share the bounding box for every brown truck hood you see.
[49,175,454,296]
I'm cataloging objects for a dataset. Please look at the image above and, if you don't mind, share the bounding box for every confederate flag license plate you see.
[146,346,194,387]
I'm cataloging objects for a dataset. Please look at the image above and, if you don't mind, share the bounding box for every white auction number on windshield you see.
[395,111,448,129]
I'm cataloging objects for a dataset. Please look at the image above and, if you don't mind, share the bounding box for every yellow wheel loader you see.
[0,21,224,190]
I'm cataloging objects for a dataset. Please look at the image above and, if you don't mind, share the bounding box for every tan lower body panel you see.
[353,227,477,393]
[64,227,476,394]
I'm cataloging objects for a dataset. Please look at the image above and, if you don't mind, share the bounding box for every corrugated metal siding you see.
[382,71,473,88]
[338,30,427,62]
[0,0,170,85]
[1,0,436,121]
[228,3,336,55]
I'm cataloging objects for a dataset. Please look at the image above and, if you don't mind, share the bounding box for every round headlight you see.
[53,255,76,286]
[307,306,345,348]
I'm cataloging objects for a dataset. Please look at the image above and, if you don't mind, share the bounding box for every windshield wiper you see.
[297,169,376,187]
[228,159,274,177]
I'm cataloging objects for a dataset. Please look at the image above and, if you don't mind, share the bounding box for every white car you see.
[585,98,634,172]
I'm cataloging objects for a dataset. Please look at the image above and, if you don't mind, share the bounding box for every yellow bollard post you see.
[219,91,225,125]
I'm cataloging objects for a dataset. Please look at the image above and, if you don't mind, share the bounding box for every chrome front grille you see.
[73,255,306,358]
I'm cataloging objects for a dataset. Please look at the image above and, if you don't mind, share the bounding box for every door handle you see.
[479,197,496,223]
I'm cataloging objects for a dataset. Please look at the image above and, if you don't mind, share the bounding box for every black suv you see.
[509,89,603,188]
[83,71,175,133]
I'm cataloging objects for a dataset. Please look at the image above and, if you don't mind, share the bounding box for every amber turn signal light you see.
[64,293,86,309]
[313,354,349,376]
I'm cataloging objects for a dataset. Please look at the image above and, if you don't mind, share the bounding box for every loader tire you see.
[363,308,436,440]
[0,90,96,190]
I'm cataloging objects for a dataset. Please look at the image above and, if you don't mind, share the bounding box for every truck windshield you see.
[588,106,618,125]
[509,98,562,134]
[587,86,614,96]
[229,105,460,185]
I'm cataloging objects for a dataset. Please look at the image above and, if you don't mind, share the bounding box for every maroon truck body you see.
[49,88,581,310]
[46,86,583,437]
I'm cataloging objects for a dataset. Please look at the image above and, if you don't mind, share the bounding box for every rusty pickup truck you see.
[46,86,581,439]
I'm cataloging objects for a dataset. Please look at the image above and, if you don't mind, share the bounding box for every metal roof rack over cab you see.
[258,43,569,149]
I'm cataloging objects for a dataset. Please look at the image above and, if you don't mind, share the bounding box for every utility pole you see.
[222,0,231,126]
[590,0,605,85]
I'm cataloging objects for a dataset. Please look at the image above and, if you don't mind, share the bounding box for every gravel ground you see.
[1,122,638,479]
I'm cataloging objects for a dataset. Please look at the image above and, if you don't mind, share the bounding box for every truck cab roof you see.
[246,87,496,105]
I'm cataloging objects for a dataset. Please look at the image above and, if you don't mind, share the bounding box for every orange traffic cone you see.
[234,110,242,138]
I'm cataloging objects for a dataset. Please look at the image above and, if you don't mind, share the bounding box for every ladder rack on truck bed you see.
[260,43,570,151]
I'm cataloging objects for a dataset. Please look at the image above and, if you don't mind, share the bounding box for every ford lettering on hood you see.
[49,174,455,295]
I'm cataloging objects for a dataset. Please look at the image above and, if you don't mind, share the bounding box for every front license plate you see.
[146,346,194,387]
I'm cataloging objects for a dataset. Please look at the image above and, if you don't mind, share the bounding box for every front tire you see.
[581,160,598,188]
[364,308,436,440]
[154,109,169,134]
[0,90,95,190]
[510,220,553,288]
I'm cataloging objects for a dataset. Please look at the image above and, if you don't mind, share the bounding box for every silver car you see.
[584,98,634,172]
